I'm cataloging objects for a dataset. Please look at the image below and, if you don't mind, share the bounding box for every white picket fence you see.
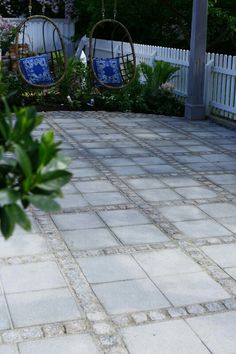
[4,18,75,57]
[92,39,236,120]
[2,20,236,120]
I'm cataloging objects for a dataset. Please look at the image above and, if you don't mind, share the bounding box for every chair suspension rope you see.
[113,0,117,19]
[101,0,118,19]
[101,0,105,19]
[42,0,46,15]
[28,0,32,15]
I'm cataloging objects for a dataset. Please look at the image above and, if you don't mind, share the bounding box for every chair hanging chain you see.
[101,0,105,19]
[101,0,117,19]
[42,0,46,15]
[28,0,32,15]
[113,0,117,19]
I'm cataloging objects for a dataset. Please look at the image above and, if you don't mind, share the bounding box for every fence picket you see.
[2,20,236,120]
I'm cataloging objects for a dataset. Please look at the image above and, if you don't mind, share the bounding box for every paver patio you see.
[0,111,236,353]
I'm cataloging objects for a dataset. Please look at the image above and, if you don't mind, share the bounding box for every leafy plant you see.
[0,16,17,53]
[0,95,72,239]
[57,57,91,107]
[140,60,179,97]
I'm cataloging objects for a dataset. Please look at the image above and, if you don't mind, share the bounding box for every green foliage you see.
[0,96,72,239]
[93,62,183,116]
[58,57,91,107]
[140,61,179,98]
[75,0,236,55]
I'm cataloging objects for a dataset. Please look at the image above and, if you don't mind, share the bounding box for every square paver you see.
[187,312,236,354]
[203,154,235,163]
[0,345,17,354]
[174,155,206,164]
[7,288,82,327]
[205,174,236,185]
[134,249,201,277]
[92,279,170,314]
[57,194,88,209]
[72,168,101,178]
[153,272,229,306]
[19,334,99,354]
[198,203,236,218]
[98,209,150,227]
[83,192,128,206]
[52,212,104,231]
[110,165,146,176]
[78,254,146,283]
[160,176,200,187]
[103,158,135,166]
[217,162,236,171]
[225,267,236,281]
[0,296,10,330]
[174,219,232,238]
[187,146,214,152]
[69,159,92,169]
[218,217,236,233]
[137,188,182,202]
[75,180,117,193]
[201,244,236,268]
[143,165,177,174]
[112,224,169,244]
[0,233,48,258]
[187,162,220,171]
[122,320,211,354]
[0,262,66,294]
[126,178,165,190]
[62,183,78,194]
[159,205,208,222]
[132,157,167,165]
[175,187,217,199]
[89,148,118,156]
[222,184,236,194]
[61,228,118,250]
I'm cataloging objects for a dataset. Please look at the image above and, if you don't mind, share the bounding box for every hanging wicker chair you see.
[15,15,67,88]
[89,18,136,90]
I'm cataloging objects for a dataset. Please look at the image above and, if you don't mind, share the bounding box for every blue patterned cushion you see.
[19,54,54,85]
[93,58,123,86]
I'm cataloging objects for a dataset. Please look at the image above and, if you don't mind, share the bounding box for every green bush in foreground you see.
[0,97,72,239]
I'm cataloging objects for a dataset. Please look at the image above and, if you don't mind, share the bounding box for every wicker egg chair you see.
[15,3,67,88]
[89,1,136,90]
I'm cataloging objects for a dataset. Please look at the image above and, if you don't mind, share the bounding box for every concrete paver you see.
[122,320,211,353]
[112,224,168,244]
[92,278,170,314]
[187,312,236,354]
[0,111,236,353]
[0,296,11,330]
[61,228,119,250]
[7,288,82,327]
[201,244,236,267]
[78,254,146,283]
[0,262,66,293]
[0,345,18,354]
[153,272,230,306]
[19,334,100,354]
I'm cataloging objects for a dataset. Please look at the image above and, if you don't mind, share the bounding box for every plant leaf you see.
[8,204,31,232]
[0,205,15,238]
[0,189,20,206]
[36,170,72,191]
[28,194,61,212]
[14,144,32,177]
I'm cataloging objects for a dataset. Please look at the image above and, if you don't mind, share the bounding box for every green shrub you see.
[0,95,72,239]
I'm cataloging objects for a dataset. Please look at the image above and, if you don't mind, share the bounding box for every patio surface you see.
[0,111,236,353]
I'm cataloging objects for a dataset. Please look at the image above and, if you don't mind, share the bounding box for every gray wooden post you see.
[185,0,208,120]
